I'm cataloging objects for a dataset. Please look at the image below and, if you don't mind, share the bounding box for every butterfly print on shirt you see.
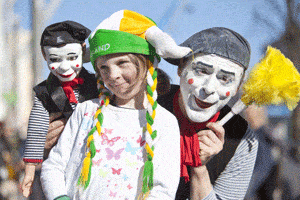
[125,158,138,167]
[99,169,109,178]
[125,142,141,155]
[123,174,129,181]
[109,191,117,197]
[105,148,125,160]
[104,128,113,134]
[112,168,122,175]
[101,133,121,146]
[92,158,102,166]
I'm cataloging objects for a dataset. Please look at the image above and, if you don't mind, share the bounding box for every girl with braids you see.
[41,10,191,200]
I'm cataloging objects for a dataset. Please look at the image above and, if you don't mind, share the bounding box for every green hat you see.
[89,10,191,70]
[89,10,159,69]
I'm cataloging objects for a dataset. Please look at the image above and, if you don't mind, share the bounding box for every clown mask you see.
[43,43,83,82]
[179,53,244,122]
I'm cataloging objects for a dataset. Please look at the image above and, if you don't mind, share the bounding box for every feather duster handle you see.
[219,46,300,126]
[219,99,246,126]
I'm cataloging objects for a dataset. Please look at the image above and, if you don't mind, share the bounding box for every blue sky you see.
[14,0,290,115]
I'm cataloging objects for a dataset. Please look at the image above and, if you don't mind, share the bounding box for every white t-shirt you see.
[41,98,180,200]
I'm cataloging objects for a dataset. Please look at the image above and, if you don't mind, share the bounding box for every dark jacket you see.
[33,67,99,119]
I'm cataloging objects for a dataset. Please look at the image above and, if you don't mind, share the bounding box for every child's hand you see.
[197,122,225,165]
[22,164,36,197]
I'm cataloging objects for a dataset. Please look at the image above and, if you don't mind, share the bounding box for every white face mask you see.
[179,54,244,122]
[44,43,83,82]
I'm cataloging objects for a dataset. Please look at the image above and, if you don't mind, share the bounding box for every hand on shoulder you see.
[44,112,66,158]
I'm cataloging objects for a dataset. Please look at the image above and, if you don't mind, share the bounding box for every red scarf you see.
[61,77,84,104]
[173,89,220,182]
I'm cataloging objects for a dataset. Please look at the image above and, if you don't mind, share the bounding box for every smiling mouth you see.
[194,97,215,109]
[59,73,74,78]
[110,82,125,87]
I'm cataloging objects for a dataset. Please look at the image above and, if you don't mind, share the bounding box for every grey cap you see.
[40,20,91,47]
[165,27,251,69]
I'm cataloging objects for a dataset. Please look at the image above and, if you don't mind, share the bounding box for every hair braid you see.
[78,79,110,188]
[140,59,158,198]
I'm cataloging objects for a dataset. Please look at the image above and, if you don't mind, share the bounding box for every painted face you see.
[179,54,244,122]
[95,54,146,107]
[44,43,83,82]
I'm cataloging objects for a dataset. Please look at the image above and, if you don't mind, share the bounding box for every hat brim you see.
[89,29,160,70]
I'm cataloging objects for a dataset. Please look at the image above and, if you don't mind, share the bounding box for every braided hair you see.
[77,78,110,188]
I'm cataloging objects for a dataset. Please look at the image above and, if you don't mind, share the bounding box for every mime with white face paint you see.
[21,21,98,198]
[158,27,258,200]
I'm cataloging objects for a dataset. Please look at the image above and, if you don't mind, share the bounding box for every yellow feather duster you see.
[220,46,300,125]
[242,46,300,110]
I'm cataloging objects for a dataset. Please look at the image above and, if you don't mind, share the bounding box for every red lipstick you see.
[194,97,214,109]
[59,73,74,78]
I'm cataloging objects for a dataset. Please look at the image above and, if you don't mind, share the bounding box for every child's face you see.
[43,43,83,82]
[96,53,146,105]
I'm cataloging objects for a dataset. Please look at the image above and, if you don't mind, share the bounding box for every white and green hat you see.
[89,9,191,69]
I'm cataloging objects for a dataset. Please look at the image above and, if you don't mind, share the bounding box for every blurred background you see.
[0,0,300,199]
